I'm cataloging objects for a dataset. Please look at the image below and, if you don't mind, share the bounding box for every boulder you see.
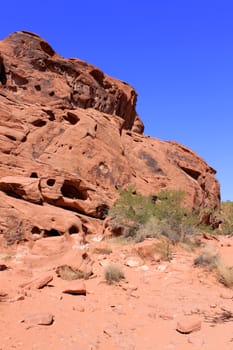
[0,31,221,243]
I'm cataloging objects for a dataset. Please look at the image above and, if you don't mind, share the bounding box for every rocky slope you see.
[0,31,220,243]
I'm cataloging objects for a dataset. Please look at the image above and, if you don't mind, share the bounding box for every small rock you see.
[153,253,163,262]
[0,264,8,271]
[73,305,85,312]
[130,291,139,298]
[21,313,54,325]
[176,316,202,334]
[8,295,25,302]
[159,313,174,320]
[157,264,167,272]
[62,281,86,295]
[220,291,233,299]
[188,334,205,346]
[125,256,143,267]
[33,275,53,289]
[56,265,84,280]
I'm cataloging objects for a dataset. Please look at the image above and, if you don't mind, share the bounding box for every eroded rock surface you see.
[0,31,220,243]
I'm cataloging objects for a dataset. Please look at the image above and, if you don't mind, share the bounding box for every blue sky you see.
[0,1,232,201]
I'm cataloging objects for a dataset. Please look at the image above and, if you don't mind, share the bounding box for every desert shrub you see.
[218,201,233,235]
[194,248,219,270]
[216,262,233,288]
[152,237,173,261]
[108,186,198,243]
[194,247,233,288]
[104,263,125,284]
[93,245,112,255]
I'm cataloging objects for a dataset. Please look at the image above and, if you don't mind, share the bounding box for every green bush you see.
[219,201,233,235]
[108,186,198,243]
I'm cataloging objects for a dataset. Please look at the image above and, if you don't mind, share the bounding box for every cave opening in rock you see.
[44,228,60,237]
[68,225,79,234]
[30,172,38,178]
[31,226,41,234]
[61,180,88,200]
[0,60,7,85]
[47,178,56,187]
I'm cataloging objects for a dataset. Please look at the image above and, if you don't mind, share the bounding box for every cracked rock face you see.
[0,31,220,244]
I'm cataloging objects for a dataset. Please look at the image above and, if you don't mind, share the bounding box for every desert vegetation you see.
[107,186,233,241]
[107,186,199,244]
[105,187,233,288]
[104,263,125,284]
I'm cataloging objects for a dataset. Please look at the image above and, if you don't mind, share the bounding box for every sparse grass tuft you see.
[104,263,125,285]
[194,248,219,270]
[216,262,233,288]
[194,246,233,289]
[152,238,173,261]
[93,245,112,255]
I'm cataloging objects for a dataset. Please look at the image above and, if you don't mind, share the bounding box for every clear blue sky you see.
[0,1,232,201]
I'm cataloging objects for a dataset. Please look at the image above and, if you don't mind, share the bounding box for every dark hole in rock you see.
[47,179,56,187]
[44,229,60,237]
[31,58,47,72]
[9,86,17,92]
[180,166,200,180]
[5,134,17,141]
[63,112,80,125]
[4,190,21,199]
[40,41,55,57]
[49,91,55,96]
[30,172,38,178]
[35,84,41,91]
[21,135,27,142]
[12,73,28,86]
[31,226,41,234]
[68,225,79,234]
[89,69,104,85]
[61,180,88,200]
[31,119,47,127]
[96,204,109,219]
[0,59,7,85]
[42,109,55,121]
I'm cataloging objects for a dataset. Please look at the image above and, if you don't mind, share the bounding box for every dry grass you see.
[216,262,233,288]
[56,265,84,280]
[194,247,219,270]
[93,245,112,255]
[104,263,125,285]
[194,245,233,289]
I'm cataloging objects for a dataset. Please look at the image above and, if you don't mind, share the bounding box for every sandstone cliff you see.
[0,31,220,243]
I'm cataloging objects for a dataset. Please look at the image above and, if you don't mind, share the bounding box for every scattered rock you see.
[21,313,54,326]
[202,232,219,241]
[159,314,174,320]
[62,281,86,295]
[56,265,84,280]
[188,334,205,346]
[125,256,143,267]
[157,264,167,272]
[176,316,202,334]
[33,275,53,289]
[0,264,8,271]
[220,291,233,300]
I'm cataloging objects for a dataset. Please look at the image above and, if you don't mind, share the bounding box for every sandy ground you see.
[1,233,233,350]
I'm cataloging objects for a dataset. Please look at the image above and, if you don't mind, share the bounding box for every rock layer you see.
[0,31,220,243]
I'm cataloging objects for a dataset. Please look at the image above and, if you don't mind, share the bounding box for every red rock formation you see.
[0,31,220,243]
